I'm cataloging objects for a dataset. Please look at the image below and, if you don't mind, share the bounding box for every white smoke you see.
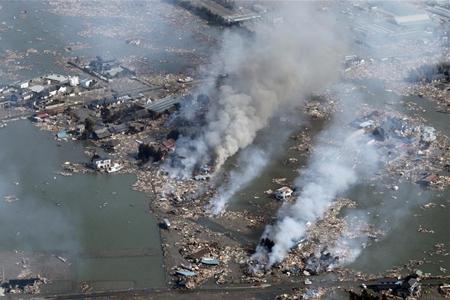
[169,2,346,177]
[207,146,268,215]
[253,91,380,266]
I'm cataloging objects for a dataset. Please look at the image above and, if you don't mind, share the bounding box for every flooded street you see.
[0,121,165,293]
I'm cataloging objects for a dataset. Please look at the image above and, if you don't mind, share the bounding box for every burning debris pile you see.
[249,199,382,278]
[350,273,422,300]
[167,2,346,177]
[407,61,450,84]
[248,100,449,275]
[303,94,337,120]
[1,0,448,296]
[251,106,380,270]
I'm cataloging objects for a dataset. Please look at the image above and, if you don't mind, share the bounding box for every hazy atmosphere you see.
[0,1,449,299]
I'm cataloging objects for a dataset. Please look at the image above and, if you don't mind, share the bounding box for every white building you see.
[69,76,80,87]
[20,81,29,89]
[93,159,112,170]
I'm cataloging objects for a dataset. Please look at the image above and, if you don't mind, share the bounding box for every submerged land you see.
[0,1,449,299]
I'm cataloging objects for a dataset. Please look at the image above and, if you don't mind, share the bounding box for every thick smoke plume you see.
[169,3,346,177]
[253,88,380,267]
[208,146,268,215]
[207,110,302,215]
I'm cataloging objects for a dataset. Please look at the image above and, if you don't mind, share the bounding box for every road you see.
[47,276,450,299]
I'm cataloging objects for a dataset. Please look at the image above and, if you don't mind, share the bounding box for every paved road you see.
[47,276,450,299]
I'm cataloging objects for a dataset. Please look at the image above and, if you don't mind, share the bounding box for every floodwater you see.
[0,0,220,294]
[226,80,449,276]
[0,0,448,296]
[0,0,220,85]
[0,121,165,293]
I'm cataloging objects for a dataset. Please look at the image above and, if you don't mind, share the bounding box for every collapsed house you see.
[0,277,45,295]
[137,139,176,163]
[362,274,422,299]
[303,251,339,275]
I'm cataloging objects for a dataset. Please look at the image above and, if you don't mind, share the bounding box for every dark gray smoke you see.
[169,2,346,178]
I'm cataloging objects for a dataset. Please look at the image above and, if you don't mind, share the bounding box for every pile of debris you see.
[351,273,422,299]
[252,199,367,278]
[165,218,248,289]
[303,99,335,120]
[0,276,47,296]
[276,287,327,300]
[351,109,450,190]
[290,128,313,155]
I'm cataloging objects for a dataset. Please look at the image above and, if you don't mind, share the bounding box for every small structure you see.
[274,186,293,201]
[160,218,171,230]
[44,74,69,85]
[29,85,46,94]
[69,76,79,87]
[93,128,112,140]
[80,79,94,88]
[365,274,421,298]
[109,123,128,135]
[104,66,125,78]
[58,86,67,94]
[374,2,431,27]
[201,257,219,266]
[176,269,197,277]
[20,81,30,89]
[129,122,145,133]
[45,103,66,115]
[92,158,112,170]
[143,95,182,118]
[106,162,123,173]
[359,120,375,129]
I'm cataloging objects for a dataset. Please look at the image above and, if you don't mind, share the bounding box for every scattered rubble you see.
[0,276,47,296]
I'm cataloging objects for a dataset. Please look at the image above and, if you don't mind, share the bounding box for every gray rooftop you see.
[143,96,181,114]
[45,74,69,83]
[29,85,45,93]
